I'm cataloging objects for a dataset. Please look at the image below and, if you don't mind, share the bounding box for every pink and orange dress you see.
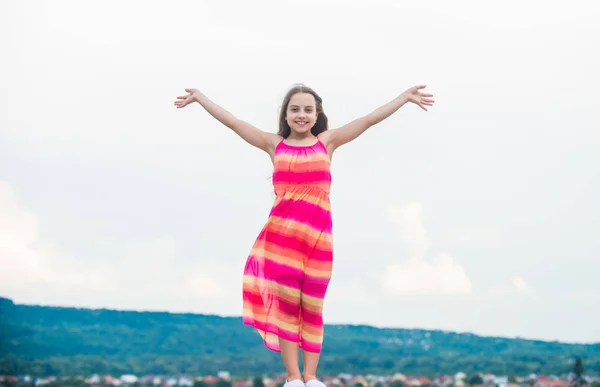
[242,137,334,353]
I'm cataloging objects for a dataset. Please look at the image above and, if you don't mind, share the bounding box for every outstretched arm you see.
[321,85,434,153]
[174,88,280,156]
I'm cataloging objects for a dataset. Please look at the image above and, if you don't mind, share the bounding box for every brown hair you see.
[278,84,328,138]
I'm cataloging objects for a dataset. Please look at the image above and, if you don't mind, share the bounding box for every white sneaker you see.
[305,379,326,387]
[284,379,305,387]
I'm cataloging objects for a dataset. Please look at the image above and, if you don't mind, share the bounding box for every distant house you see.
[218,372,231,381]
[179,377,194,386]
[120,375,139,384]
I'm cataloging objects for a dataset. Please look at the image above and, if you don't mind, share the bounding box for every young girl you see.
[174,84,434,387]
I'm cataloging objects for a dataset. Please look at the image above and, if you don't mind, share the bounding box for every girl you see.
[174,84,434,387]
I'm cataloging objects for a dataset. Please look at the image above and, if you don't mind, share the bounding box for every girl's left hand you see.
[403,85,435,111]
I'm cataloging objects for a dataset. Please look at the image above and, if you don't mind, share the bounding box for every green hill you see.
[1,297,599,377]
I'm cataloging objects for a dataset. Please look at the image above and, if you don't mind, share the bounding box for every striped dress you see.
[242,137,333,354]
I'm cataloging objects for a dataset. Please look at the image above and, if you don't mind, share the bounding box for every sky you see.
[1,0,599,344]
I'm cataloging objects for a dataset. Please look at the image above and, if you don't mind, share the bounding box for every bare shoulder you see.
[265,132,283,149]
[317,131,336,158]
[264,132,283,160]
[318,130,332,144]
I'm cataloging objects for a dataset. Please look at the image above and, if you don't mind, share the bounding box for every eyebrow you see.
[289,105,314,108]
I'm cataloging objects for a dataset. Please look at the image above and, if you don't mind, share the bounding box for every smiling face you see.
[277,84,328,139]
[285,92,318,136]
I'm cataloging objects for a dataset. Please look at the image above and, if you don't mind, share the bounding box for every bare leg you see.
[299,274,329,383]
[279,337,302,381]
[302,350,321,382]
[300,228,332,384]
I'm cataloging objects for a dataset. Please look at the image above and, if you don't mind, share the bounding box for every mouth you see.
[295,121,308,126]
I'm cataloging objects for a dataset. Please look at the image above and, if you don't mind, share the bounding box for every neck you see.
[287,132,314,141]
[285,133,318,146]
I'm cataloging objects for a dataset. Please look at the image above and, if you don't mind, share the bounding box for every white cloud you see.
[0,180,239,314]
[0,181,117,296]
[512,276,531,293]
[171,260,241,301]
[97,237,242,315]
[383,254,472,295]
[382,202,471,295]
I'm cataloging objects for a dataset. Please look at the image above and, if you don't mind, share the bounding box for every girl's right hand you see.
[174,88,200,108]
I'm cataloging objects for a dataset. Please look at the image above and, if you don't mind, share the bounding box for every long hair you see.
[278,84,328,139]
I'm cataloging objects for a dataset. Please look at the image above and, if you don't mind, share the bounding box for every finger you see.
[421,93,433,97]
[417,85,426,90]
[419,103,427,111]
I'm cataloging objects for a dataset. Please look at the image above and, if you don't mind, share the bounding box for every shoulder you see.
[317,130,332,143]
[266,132,283,148]
[317,130,337,156]
[264,132,284,159]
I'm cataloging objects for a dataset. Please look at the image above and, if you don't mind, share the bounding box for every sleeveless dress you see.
[242,137,334,354]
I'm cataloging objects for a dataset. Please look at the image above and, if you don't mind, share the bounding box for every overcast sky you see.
[1,0,599,344]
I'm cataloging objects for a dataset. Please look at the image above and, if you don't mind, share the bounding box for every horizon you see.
[3,296,598,345]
